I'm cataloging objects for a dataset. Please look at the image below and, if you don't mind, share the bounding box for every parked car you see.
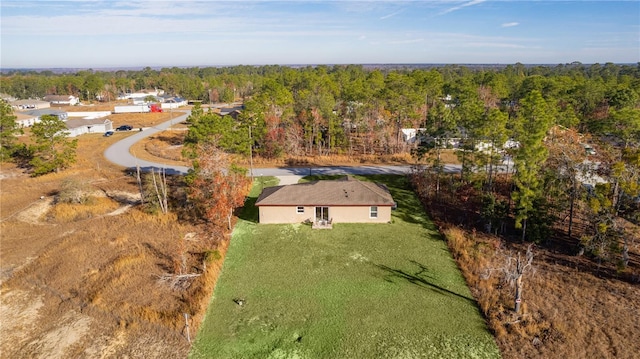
[103,131,114,137]
[115,125,133,131]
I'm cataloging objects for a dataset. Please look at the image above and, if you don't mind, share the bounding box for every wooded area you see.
[3,63,638,253]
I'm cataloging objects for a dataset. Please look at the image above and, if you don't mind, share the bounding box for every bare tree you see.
[138,166,170,214]
[150,167,169,214]
[136,163,145,207]
[503,244,535,314]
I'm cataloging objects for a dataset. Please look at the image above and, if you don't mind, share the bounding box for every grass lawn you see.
[190,175,500,359]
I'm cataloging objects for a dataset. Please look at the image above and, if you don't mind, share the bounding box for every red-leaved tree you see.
[188,141,252,231]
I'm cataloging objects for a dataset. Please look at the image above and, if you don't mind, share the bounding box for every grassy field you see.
[190,175,500,359]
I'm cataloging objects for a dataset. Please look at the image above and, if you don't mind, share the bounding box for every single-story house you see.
[1,93,17,102]
[160,96,188,109]
[65,117,113,137]
[118,89,164,100]
[44,95,79,106]
[66,111,112,119]
[11,99,51,110]
[19,108,68,121]
[219,106,243,119]
[255,176,395,225]
[15,113,40,127]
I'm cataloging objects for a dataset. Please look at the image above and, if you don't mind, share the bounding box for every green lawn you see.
[190,175,500,359]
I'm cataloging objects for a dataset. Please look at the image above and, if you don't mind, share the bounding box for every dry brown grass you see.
[0,128,227,358]
[413,166,640,359]
[48,197,120,223]
[440,224,640,359]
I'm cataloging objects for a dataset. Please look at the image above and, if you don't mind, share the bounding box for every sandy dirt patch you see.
[15,197,55,224]
[23,311,93,359]
[104,190,141,205]
[0,289,45,349]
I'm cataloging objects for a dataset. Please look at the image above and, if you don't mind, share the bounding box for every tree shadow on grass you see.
[363,174,440,232]
[237,176,279,223]
[373,260,476,305]
[238,195,259,223]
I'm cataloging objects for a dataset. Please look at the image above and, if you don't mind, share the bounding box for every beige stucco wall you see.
[258,205,391,224]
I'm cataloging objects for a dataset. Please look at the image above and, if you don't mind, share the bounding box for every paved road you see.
[248,164,467,177]
[104,111,191,174]
[104,111,514,176]
[104,110,421,176]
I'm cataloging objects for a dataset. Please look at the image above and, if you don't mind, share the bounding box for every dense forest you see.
[2,62,639,263]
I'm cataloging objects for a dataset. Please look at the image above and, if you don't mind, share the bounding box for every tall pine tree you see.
[512,91,553,241]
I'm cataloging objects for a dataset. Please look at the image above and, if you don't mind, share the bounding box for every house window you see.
[370,206,378,218]
[297,206,304,214]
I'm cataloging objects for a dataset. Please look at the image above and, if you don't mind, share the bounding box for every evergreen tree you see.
[512,91,553,241]
[0,100,22,162]
[186,101,204,124]
[29,115,77,176]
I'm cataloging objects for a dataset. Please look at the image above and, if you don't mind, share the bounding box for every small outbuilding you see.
[255,176,395,226]
[44,95,79,106]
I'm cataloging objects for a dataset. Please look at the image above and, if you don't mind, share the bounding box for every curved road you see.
[105,112,503,177]
[104,111,191,174]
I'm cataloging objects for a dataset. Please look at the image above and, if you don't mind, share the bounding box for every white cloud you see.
[380,10,403,20]
[439,0,485,16]
[501,22,520,28]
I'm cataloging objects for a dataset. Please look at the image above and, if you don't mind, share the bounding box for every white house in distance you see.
[118,88,164,100]
[14,112,40,127]
[1,93,16,102]
[159,96,188,110]
[65,117,113,137]
[255,176,395,227]
[44,95,79,106]
[401,128,426,143]
[11,99,51,110]
[18,108,68,121]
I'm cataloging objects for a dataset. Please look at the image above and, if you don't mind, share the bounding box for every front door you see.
[315,206,329,222]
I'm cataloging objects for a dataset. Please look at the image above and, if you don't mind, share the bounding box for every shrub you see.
[58,177,92,204]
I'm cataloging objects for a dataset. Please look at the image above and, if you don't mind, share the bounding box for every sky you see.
[1,0,638,69]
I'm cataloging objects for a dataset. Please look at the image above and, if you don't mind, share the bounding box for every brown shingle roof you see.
[255,176,394,207]
[44,95,75,101]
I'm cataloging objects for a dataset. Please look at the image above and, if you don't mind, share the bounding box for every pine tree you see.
[29,115,77,176]
[512,91,553,241]
[0,100,22,162]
